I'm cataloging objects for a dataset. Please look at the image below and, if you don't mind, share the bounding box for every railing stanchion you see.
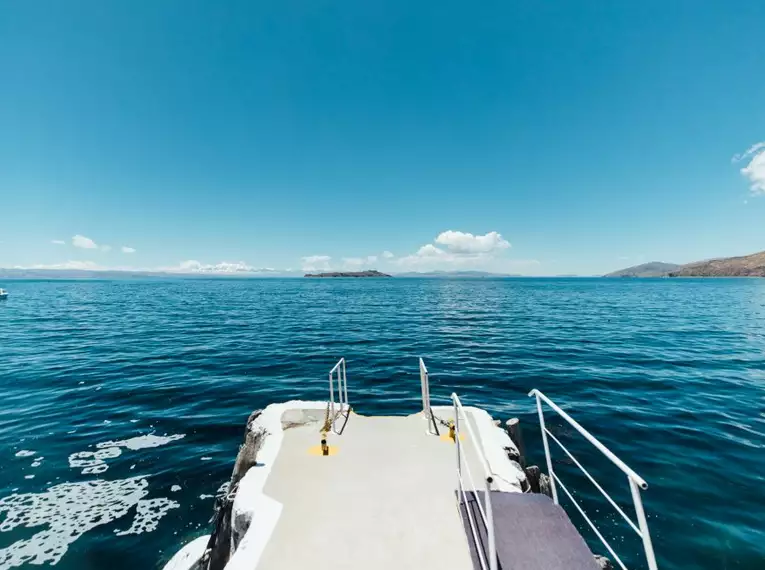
[328,358,349,434]
[454,397,461,479]
[485,477,497,570]
[342,358,348,412]
[328,371,335,429]
[535,392,558,504]
[630,478,659,570]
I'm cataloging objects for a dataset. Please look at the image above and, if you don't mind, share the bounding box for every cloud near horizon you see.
[342,255,378,268]
[301,255,332,271]
[19,260,102,271]
[72,235,100,249]
[397,230,514,269]
[434,230,510,254]
[173,260,266,273]
[121,246,136,253]
[11,260,281,274]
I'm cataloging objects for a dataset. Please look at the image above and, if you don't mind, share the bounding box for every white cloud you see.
[732,142,765,163]
[121,246,136,254]
[173,260,259,274]
[434,230,510,254]
[382,251,395,259]
[301,255,332,271]
[302,255,331,264]
[397,229,516,270]
[72,235,98,249]
[51,240,65,245]
[416,244,446,257]
[342,255,379,268]
[19,261,102,270]
[734,142,765,195]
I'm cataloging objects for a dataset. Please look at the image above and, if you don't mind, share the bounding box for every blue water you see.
[1,278,764,570]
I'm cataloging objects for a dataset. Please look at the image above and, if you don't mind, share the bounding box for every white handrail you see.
[328,358,349,433]
[419,358,440,435]
[530,389,647,488]
[528,389,658,570]
[452,393,497,570]
[419,358,430,413]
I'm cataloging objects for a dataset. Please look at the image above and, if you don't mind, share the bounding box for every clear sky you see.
[1,0,764,275]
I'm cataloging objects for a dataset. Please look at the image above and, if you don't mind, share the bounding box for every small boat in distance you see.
[0,288,8,300]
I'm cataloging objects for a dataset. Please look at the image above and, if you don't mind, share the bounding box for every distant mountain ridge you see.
[394,270,521,278]
[604,262,681,277]
[606,250,765,277]
[668,250,765,277]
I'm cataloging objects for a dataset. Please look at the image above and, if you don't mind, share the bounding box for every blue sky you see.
[1,0,764,275]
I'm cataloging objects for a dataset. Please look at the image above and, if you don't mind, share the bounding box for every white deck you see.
[256,411,484,570]
[163,401,526,570]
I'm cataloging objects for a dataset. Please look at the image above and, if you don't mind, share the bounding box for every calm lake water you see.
[1,278,764,570]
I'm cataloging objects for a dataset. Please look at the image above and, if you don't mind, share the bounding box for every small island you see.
[304,270,392,278]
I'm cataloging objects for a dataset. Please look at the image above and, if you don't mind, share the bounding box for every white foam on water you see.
[82,464,109,475]
[14,451,35,458]
[199,494,214,499]
[114,498,179,536]
[200,457,212,461]
[170,485,181,493]
[23,475,34,480]
[0,477,178,568]
[30,458,43,468]
[68,447,122,475]
[97,433,185,451]
[67,433,184,475]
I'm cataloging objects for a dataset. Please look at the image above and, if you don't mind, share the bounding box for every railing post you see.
[485,477,497,570]
[630,478,658,570]
[421,358,438,434]
[454,396,461,480]
[329,370,335,428]
[420,358,429,413]
[342,358,348,412]
[535,392,559,504]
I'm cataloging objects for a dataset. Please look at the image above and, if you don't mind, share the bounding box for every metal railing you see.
[451,393,497,570]
[328,358,349,433]
[528,389,658,570]
[419,358,439,435]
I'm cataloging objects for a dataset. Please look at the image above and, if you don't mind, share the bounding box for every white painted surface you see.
[162,400,524,570]
[162,535,209,570]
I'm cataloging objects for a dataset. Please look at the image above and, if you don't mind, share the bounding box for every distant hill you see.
[604,262,680,277]
[394,270,520,278]
[304,270,391,278]
[668,250,765,277]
